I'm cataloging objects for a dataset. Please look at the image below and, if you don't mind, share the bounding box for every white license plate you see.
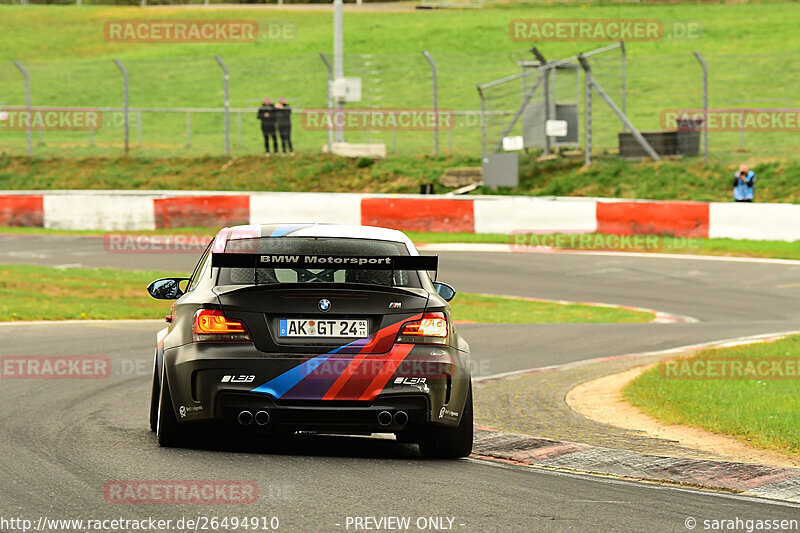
[278,318,368,338]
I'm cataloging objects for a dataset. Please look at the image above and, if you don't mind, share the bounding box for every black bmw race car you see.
[147,223,473,458]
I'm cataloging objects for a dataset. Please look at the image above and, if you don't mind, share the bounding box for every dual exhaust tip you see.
[378,410,408,427]
[238,410,270,426]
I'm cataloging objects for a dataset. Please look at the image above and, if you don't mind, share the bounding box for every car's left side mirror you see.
[147,278,190,300]
[433,281,456,302]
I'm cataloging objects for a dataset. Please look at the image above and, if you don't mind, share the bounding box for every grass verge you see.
[624,335,800,455]
[2,155,800,202]
[451,293,653,324]
[0,264,653,323]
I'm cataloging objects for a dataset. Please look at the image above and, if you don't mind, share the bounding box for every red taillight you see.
[192,309,251,342]
[397,312,449,345]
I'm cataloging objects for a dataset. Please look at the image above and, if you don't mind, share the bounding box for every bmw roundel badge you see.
[318,299,331,312]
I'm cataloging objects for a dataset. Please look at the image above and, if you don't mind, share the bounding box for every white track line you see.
[419,242,800,266]
[474,330,800,383]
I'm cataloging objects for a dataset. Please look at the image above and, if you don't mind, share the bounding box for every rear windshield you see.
[216,237,421,288]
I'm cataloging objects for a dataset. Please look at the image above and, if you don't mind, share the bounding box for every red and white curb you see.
[472,427,800,502]
[472,331,800,501]
[1,191,798,242]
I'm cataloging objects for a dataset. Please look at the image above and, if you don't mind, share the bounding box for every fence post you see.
[137,111,142,146]
[478,87,486,157]
[579,54,660,162]
[215,56,230,156]
[584,63,591,167]
[693,51,709,164]
[621,41,627,132]
[112,59,129,155]
[320,52,334,154]
[333,0,344,143]
[12,60,32,156]
[237,111,242,148]
[186,112,191,148]
[531,48,551,153]
[422,50,439,156]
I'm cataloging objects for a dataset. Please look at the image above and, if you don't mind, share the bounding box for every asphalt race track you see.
[2,234,800,532]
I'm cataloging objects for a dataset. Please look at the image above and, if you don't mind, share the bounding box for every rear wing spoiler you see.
[211,253,438,272]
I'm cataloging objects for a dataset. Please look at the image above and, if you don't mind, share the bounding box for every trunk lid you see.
[213,284,429,355]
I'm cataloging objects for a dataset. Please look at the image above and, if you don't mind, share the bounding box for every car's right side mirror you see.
[433,281,456,302]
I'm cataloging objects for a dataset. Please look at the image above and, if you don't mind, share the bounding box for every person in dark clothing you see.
[733,164,756,202]
[257,98,278,156]
[275,98,294,155]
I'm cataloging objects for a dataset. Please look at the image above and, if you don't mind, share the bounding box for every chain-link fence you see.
[2,48,799,161]
[478,47,800,164]
[0,51,529,157]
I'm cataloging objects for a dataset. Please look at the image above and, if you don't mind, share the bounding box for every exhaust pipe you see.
[254,410,270,426]
[237,410,253,426]
[377,410,393,427]
[393,411,408,426]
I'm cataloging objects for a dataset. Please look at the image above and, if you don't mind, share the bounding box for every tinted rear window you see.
[216,237,420,288]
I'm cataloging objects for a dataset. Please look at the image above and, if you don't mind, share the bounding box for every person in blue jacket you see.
[733,164,756,202]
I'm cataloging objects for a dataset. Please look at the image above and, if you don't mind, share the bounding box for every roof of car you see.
[214,224,418,254]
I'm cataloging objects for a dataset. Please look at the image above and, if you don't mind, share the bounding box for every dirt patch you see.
[566,364,800,468]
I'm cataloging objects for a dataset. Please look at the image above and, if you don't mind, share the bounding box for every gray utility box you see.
[523,103,579,148]
[618,130,700,158]
[482,153,519,188]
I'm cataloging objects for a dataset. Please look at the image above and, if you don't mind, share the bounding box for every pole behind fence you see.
[584,64,591,166]
[422,50,439,156]
[237,111,242,148]
[333,0,344,144]
[186,112,191,148]
[215,55,230,156]
[693,51,709,164]
[478,88,486,157]
[621,41,627,132]
[112,59,129,155]
[320,52,334,154]
[12,60,32,156]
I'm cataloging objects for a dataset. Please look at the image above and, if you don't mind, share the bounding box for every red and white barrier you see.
[0,191,798,242]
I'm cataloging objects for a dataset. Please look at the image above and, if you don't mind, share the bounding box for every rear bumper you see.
[161,341,470,431]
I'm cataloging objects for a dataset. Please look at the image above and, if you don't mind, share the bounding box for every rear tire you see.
[418,382,473,459]
[156,370,184,448]
[149,357,159,432]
